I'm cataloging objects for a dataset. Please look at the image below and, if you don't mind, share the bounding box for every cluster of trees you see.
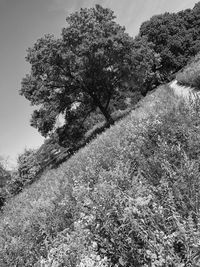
[1,1,199,208]
[2,2,200,208]
[20,3,200,157]
[139,2,200,80]
[20,5,162,152]
[8,5,161,198]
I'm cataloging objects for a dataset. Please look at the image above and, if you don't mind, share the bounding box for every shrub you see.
[176,52,200,89]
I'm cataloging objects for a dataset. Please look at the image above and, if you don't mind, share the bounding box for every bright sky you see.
[0,0,198,168]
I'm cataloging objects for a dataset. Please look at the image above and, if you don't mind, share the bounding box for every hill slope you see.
[2,85,200,266]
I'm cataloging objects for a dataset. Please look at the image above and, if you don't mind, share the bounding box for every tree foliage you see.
[20,5,134,144]
[139,2,200,80]
[129,37,162,96]
[0,157,11,208]
[16,149,40,187]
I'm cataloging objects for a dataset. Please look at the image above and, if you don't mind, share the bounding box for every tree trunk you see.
[98,102,114,125]
[102,108,114,125]
[141,87,148,97]
[92,94,114,125]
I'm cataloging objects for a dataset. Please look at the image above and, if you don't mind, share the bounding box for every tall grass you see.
[1,85,197,266]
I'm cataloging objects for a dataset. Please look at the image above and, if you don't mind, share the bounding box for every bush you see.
[176,52,200,89]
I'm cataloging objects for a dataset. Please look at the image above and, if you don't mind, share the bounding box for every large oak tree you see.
[20,5,134,143]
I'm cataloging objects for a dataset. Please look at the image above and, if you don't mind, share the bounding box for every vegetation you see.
[10,4,163,200]
[139,2,200,81]
[20,5,135,147]
[128,36,162,96]
[20,5,168,149]
[0,158,11,208]
[176,52,200,89]
[2,2,200,266]
[4,105,139,200]
[19,2,200,153]
[2,85,200,266]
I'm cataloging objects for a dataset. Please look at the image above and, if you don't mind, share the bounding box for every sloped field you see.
[2,85,200,266]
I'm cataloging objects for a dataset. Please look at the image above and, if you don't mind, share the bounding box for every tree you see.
[17,149,40,186]
[139,12,187,79]
[139,2,200,81]
[20,5,134,143]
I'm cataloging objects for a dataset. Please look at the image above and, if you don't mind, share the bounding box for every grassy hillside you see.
[1,85,200,266]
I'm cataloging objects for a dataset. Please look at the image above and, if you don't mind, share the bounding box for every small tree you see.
[20,5,134,142]
[17,149,40,186]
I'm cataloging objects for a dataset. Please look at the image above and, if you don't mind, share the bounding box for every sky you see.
[0,0,198,168]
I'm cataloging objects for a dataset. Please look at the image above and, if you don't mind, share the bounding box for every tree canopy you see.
[139,2,200,80]
[20,2,200,148]
[20,5,134,144]
[129,36,162,96]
